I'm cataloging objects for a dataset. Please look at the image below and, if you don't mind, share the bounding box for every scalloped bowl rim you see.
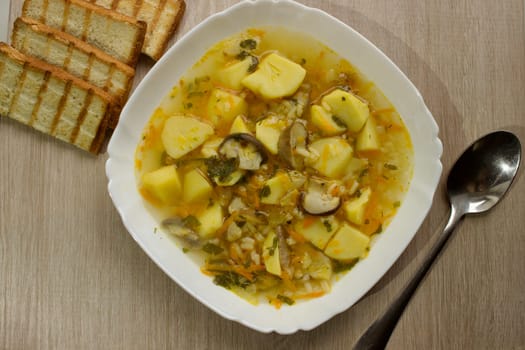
[106,0,442,334]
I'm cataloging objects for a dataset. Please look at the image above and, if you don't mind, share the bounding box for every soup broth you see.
[135,27,413,307]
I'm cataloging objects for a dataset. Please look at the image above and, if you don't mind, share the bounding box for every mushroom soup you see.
[135,27,413,306]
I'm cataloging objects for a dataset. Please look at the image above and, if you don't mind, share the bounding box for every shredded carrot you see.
[215,211,241,237]
[286,227,306,243]
[280,270,297,292]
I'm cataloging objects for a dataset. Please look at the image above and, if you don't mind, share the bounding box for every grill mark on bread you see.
[42,0,50,22]
[50,80,71,135]
[134,0,143,17]
[148,0,165,49]
[105,62,116,93]
[62,0,70,31]
[7,65,28,117]
[81,8,91,41]
[70,89,93,142]
[85,52,95,80]
[28,71,51,126]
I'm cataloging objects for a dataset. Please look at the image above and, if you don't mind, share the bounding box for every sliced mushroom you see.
[162,217,201,246]
[300,178,342,215]
[278,120,308,170]
[219,133,267,170]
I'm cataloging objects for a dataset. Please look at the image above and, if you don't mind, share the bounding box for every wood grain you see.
[1,1,524,349]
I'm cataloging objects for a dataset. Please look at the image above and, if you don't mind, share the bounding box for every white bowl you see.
[106,0,442,334]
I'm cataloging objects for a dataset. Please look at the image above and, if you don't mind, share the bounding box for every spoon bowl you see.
[448,131,521,214]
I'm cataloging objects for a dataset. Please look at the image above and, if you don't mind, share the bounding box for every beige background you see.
[1,0,524,349]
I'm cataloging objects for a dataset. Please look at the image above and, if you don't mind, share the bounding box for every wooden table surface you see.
[2,0,524,349]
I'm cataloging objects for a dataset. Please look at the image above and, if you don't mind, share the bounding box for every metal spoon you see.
[354,131,521,350]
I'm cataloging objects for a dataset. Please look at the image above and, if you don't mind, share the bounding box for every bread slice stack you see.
[0,0,186,154]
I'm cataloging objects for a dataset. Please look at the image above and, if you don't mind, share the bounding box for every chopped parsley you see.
[384,163,398,170]
[393,201,401,208]
[276,294,295,305]
[213,271,251,289]
[333,259,358,273]
[323,220,333,232]
[267,236,278,256]
[300,58,306,65]
[205,157,237,182]
[373,224,383,234]
[259,185,271,198]
[182,247,189,253]
[182,215,201,230]
[240,39,257,50]
[248,55,259,73]
[202,243,224,255]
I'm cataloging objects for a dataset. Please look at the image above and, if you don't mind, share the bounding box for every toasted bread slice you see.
[0,43,115,154]
[87,0,186,60]
[12,17,134,127]
[22,0,147,66]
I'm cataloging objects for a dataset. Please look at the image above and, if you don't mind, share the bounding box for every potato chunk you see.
[322,89,369,132]
[343,188,372,225]
[310,105,347,136]
[324,224,370,260]
[183,169,213,203]
[229,115,251,134]
[161,116,214,159]
[242,53,306,99]
[207,88,248,126]
[195,202,223,238]
[216,58,253,90]
[141,165,182,205]
[356,117,380,152]
[260,172,293,205]
[255,117,286,154]
[294,216,339,250]
[308,137,353,178]
[263,231,281,276]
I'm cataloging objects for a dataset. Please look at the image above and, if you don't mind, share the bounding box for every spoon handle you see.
[353,205,464,350]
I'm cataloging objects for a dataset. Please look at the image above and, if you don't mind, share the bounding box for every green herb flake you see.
[373,224,383,234]
[342,96,346,101]
[277,294,295,305]
[182,247,189,253]
[384,163,398,170]
[202,243,224,255]
[184,102,193,109]
[236,220,246,228]
[300,58,306,65]
[182,215,201,230]
[323,220,333,232]
[359,168,369,178]
[205,157,237,182]
[393,201,401,208]
[331,115,347,129]
[240,39,257,50]
[355,189,362,198]
[333,259,358,273]
[213,271,251,289]
[248,56,259,73]
[153,227,158,234]
[259,185,271,198]
[268,236,278,256]
[236,50,249,60]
